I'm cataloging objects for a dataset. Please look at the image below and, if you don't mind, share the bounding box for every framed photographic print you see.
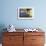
[18,7,34,19]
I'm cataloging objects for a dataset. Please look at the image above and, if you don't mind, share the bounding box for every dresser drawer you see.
[32,36,45,44]
[32,44,44,46]
[24,32,44,36]
[3,43,23,46]
[3,35,23,44]
[3,32,23,36]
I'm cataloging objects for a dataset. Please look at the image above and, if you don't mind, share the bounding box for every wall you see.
[0,0,46,29]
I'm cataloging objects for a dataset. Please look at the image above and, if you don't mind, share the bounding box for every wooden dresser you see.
[2,32,45,46]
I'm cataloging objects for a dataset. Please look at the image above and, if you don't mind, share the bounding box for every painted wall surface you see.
[0,0,46,43]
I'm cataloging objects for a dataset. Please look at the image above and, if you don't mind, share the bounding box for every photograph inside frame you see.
[19,8,32,18]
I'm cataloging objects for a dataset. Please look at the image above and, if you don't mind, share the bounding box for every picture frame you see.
[17,7,34,19]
